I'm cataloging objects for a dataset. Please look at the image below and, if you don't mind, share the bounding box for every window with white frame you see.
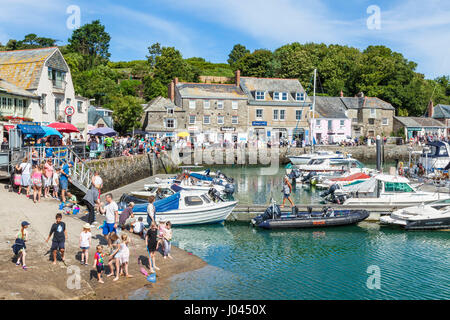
[204,100,210,109]
[281,92,288,101]
[189,100,196,109]
[256,109,263,119]
[66,98,71,106]
[370,108,376,117]
[255,91,265,100]
[280,110,286,120]
[382,118,388,125]
[232,101,238,110]
[166,118,175,128]
[167,108,174,114]
[217,100,224,109]
[41,94,47,113]
[296,110,302,120]
[189,115,196,124]
[203,115,210,124]
[340,120,345,127]
[273,109,279,120]
[296,92,305,101]
[77,101,83,113]
[217,115,224,124]
[232,116,238,124]
[274,92,280,100]
[1,97,6,107]
[316,119,321,127]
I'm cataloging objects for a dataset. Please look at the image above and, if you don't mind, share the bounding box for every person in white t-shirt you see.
[18,158,32,197]
[79,223,92,265]
[99,193,119,248]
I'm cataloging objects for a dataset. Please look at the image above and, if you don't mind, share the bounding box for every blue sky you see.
[0,0,449,79]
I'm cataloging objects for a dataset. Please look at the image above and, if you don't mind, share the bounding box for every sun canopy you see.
[42,126,63,138]
[17,124,45,136]
[47,122,79,133]
[132,192,181,213]
[88,127,117,137]
[190,172,214,182]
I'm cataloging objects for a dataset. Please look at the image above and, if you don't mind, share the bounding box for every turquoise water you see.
[147,165,450,300]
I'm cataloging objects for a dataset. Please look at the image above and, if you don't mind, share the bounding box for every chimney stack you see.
[340,90,344,97]
[168,81,175,102]
[235,70,241,87]
[428,99,434,117]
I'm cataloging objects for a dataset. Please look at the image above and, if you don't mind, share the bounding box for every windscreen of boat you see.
[184,196,204,206]
[384,182,414,193]
[308,159,325,165]
[201,194,211,203]
[423,144,448,157]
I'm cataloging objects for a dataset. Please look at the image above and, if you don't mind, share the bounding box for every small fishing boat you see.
[380,202,450,230]
[120,188,237,226]
[251,203,369,229]
[287,151,346,165]
[315,172,372,190]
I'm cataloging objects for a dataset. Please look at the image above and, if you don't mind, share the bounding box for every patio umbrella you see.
[42,126,63,138]
[88,127,117,137]
[48,122,79,133]
[177,131,189,138]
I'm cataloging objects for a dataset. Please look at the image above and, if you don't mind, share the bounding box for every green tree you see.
[68,20,111,70]
[105,95,144,134]
[119,79,142,96]
[143,76,167,101]
[234,49,274,77]
[228,44,250,68]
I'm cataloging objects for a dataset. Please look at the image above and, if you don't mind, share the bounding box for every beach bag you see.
[14,174,22,186]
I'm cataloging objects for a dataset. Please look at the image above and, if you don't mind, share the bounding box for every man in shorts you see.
[99,193,119,248]
[59,161,74,203]
[46,213,68,264]
[118,202,135,232]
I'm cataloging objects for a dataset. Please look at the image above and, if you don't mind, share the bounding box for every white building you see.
[0,47,89,136]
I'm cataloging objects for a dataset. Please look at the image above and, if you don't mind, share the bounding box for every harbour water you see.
[144,165,450,300]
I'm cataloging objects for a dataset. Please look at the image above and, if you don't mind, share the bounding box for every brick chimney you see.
[428,99,434,117]
[168,81,175,102]
[340,90,344,97]
[235,70,241,87]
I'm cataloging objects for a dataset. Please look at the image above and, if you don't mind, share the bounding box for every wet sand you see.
[0,180,206,300]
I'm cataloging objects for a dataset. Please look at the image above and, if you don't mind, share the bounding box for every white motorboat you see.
[420,141,450,171]
[315,172,372,190]
[125,189,237,226]
[287,151,346,165]
[130,185,176,200]
[323,174,450,206]
[380,202,450,230]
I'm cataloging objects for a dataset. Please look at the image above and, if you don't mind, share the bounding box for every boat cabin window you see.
[384,182,414,193]
[201,194,211,203]
[308,159,325,165]
[423,145,448,157]
[184,196,204,206]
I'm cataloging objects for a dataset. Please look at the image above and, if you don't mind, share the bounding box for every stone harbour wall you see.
[87,153,178,192]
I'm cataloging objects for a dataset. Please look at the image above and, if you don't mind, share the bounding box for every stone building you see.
[340,92,395,138]
[141,96,185,138]
[0,47,89,135]
[239,75,312,142]
[87,106,114,132]
[393,116,446,140]
[169,75,249,144]
[313,96,351,144]
[431,103,450,136]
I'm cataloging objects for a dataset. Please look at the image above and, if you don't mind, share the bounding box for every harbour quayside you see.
[321,173,450,206]
[380,201,450,230]
[119,187,238,226]
[251,202,370,229]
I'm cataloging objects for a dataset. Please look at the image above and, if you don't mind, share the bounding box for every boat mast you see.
[311,68,317,153]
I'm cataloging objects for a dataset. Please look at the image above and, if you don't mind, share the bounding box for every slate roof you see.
[432,104,450,119]
[0,78,38,99]
[176,83,247,100]
[314,96,348,119]
[0,47,59,90]
[143,96,182,112]
[394,116,445,128]
[239,77,311,106]
[340,97,395,110]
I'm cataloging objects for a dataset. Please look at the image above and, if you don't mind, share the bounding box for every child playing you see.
[145,221,159,273]
[132,217,145,238]
[107,232,121,281]
[156,220,166,251]
[52,168,60,199]
[79,223,92,265]
[118,234,133,278]
[92,245,105,283]
[163,221,173,260]
[13,221,30,270]
[31,165,42,203]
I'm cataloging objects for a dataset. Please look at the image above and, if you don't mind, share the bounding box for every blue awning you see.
[17,124,45,136]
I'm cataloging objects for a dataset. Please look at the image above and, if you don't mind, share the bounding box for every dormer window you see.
[255,91,265,100]
[274,92,288,101]
[296,92,305,101]
[167,108,174,114]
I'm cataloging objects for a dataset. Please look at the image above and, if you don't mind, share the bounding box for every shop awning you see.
[3,125,16,131]
[17,124,45,136]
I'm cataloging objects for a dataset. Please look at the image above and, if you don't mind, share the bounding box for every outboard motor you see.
[224,183,235,195]
[320,183,340,198]
[205,169,211,176]
[288,169,301,180]
[208,188,224,202]
[302,171,316,183]
[253,203,281,225]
